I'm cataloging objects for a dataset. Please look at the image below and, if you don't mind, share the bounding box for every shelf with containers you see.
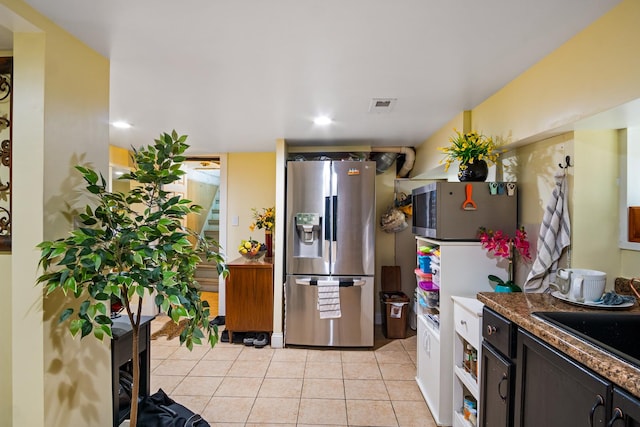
[415,247,440,329]
[414,237,505,427]
[452,296,484,427]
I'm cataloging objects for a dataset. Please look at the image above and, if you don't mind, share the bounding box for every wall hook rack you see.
[558,155,572,169]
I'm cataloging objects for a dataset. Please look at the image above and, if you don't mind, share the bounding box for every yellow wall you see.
[506,133,574,285]
[226,152,277,260]
[572,130,619,285]
[0,253,10,420]
[375,167,397,305]
[109,145,133,168]
[3,1,111,425]
[411,111,468,179]
[472,0,640,145]
[507,129,621,288]
[412,0,640,287]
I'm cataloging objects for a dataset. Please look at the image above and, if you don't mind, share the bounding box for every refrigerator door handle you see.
[324,196,331,241]
[332,195,337,242]
[293,278,366,287]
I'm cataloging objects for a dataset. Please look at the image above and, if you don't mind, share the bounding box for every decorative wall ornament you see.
[0,57,12,252]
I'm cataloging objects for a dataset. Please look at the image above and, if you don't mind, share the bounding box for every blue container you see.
[418,255,431,273]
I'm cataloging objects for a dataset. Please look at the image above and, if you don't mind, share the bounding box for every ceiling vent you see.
[368,98,397,113]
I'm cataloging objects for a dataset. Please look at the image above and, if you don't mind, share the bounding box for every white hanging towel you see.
[317,280,341,319]
[524,171,571,292]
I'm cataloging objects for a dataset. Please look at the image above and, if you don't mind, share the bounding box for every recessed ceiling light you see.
[112,121,132,129]
[313,116,332,126]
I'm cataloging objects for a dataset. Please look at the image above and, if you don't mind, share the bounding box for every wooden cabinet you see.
[480,306,517,427]
[515,329,611,427]
[480,341,515,427]
[225,257,274,342]
[609,388,640,426]
[481,307,640,427]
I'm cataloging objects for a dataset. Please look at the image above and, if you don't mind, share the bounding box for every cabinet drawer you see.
[454,302,481,348]
[482,307,516,358]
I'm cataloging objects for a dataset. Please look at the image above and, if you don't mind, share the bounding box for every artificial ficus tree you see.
[37,131,228,426]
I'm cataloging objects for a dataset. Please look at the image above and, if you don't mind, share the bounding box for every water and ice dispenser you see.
[294,213,322,258]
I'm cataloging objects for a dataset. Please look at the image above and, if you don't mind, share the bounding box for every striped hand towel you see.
[524,171,571,292]
[317,280,341,319]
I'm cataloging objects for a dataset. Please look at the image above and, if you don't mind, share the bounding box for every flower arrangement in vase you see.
[249,206,275,232]
[478,226,531,292]
[250,206,275,257]
[439,129,501,181]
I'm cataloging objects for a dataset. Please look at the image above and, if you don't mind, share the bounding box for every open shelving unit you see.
[452,296,484,427]
[414,237,504,426]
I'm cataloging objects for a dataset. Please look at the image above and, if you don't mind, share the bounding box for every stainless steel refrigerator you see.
[284,160,375,347]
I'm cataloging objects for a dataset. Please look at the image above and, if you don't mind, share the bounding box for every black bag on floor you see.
[137,388,210,427]
[118,369,134,410]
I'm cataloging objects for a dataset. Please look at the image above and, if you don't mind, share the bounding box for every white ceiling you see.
[8,1,624,154]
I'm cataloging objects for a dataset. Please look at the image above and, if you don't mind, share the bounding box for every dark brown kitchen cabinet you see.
[480,307,517,427]
[608,388,640,426]
[225,257,273,342]
[480,341,515,427]
[514,329,611,427]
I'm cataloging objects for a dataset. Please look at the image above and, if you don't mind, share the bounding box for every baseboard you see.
[270,332,284,349]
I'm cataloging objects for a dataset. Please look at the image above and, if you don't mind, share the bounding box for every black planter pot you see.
[458,159,488,182]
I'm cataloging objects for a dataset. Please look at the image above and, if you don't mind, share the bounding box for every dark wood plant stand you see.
[111,315,154,427]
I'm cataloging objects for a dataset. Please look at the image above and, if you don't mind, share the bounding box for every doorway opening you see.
[182,158,222,298]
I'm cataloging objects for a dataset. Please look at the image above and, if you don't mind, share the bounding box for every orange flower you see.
[249,207,275,231]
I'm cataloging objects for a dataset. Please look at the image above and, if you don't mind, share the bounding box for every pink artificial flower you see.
[514,228,531,260]
[478,226,531,261]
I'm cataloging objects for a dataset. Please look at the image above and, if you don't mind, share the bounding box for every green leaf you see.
[488,275,505,286]
[81,320,93,338]
[161,298,170,313]
[50,246,67,258]
[95,302,107,315]
[87,304,97,319]
[59,308,73,323]
[69,319,83,337]
[101,324,113,338]
[133,252,143,265]
[192,327,204,339]
[79,300,90,316]
[47,282,58,295]
[173,306,187,318]
[93,255,102,270]
[95,315,112,325]
[94,328,104,340]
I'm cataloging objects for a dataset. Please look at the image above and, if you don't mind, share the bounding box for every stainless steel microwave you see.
[411,182,518,240]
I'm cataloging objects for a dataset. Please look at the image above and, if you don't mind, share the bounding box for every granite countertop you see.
[477,291,640,398]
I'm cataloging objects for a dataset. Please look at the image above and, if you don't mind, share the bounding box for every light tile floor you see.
[150,317,437,427]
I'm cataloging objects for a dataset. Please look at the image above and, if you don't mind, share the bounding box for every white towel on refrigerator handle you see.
[524,171,571,293]
[317,280,341,319]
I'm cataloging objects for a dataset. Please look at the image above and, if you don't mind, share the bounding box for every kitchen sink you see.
[533,311,640,368]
